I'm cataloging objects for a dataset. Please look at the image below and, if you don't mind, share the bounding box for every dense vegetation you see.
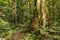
[0,0,60,40]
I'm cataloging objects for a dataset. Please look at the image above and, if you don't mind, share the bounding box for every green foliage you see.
[0,19,10,37]
[0,0,60,40]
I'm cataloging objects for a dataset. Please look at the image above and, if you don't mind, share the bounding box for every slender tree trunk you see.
[36,0,42,26]
[42,0,48,40]
[42,0,52,40]
[36,0,40,14]
[42,0,48,27]
[42,0,51,28]
[30,0,41,29]
[12,0,17,23]
[29,0,33,18]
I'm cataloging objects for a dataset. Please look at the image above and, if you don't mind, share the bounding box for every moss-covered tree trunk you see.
[12,0,17,23]
[42,0,49,27]
[42,0,52,40]
[30,0,41,29]
[29,0,33,19]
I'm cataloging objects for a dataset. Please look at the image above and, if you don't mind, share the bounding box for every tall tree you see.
[29,0,33,18]
[42,0,49,27]
[42,0,51,40]
[12,0,17,23]
[30,0,41,29]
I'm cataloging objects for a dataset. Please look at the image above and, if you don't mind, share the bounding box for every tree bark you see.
[30,0,41,29]
[42,0,52,40]
[12,0,17,23]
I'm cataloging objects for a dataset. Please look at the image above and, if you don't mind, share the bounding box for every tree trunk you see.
[30,0,41,29]
[29,0,33,18]
[42,0,51,40]
[12,0,17,23]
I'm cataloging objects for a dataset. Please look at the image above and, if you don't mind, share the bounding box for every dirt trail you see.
[2,24,27,40]
[13,24,26,40]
